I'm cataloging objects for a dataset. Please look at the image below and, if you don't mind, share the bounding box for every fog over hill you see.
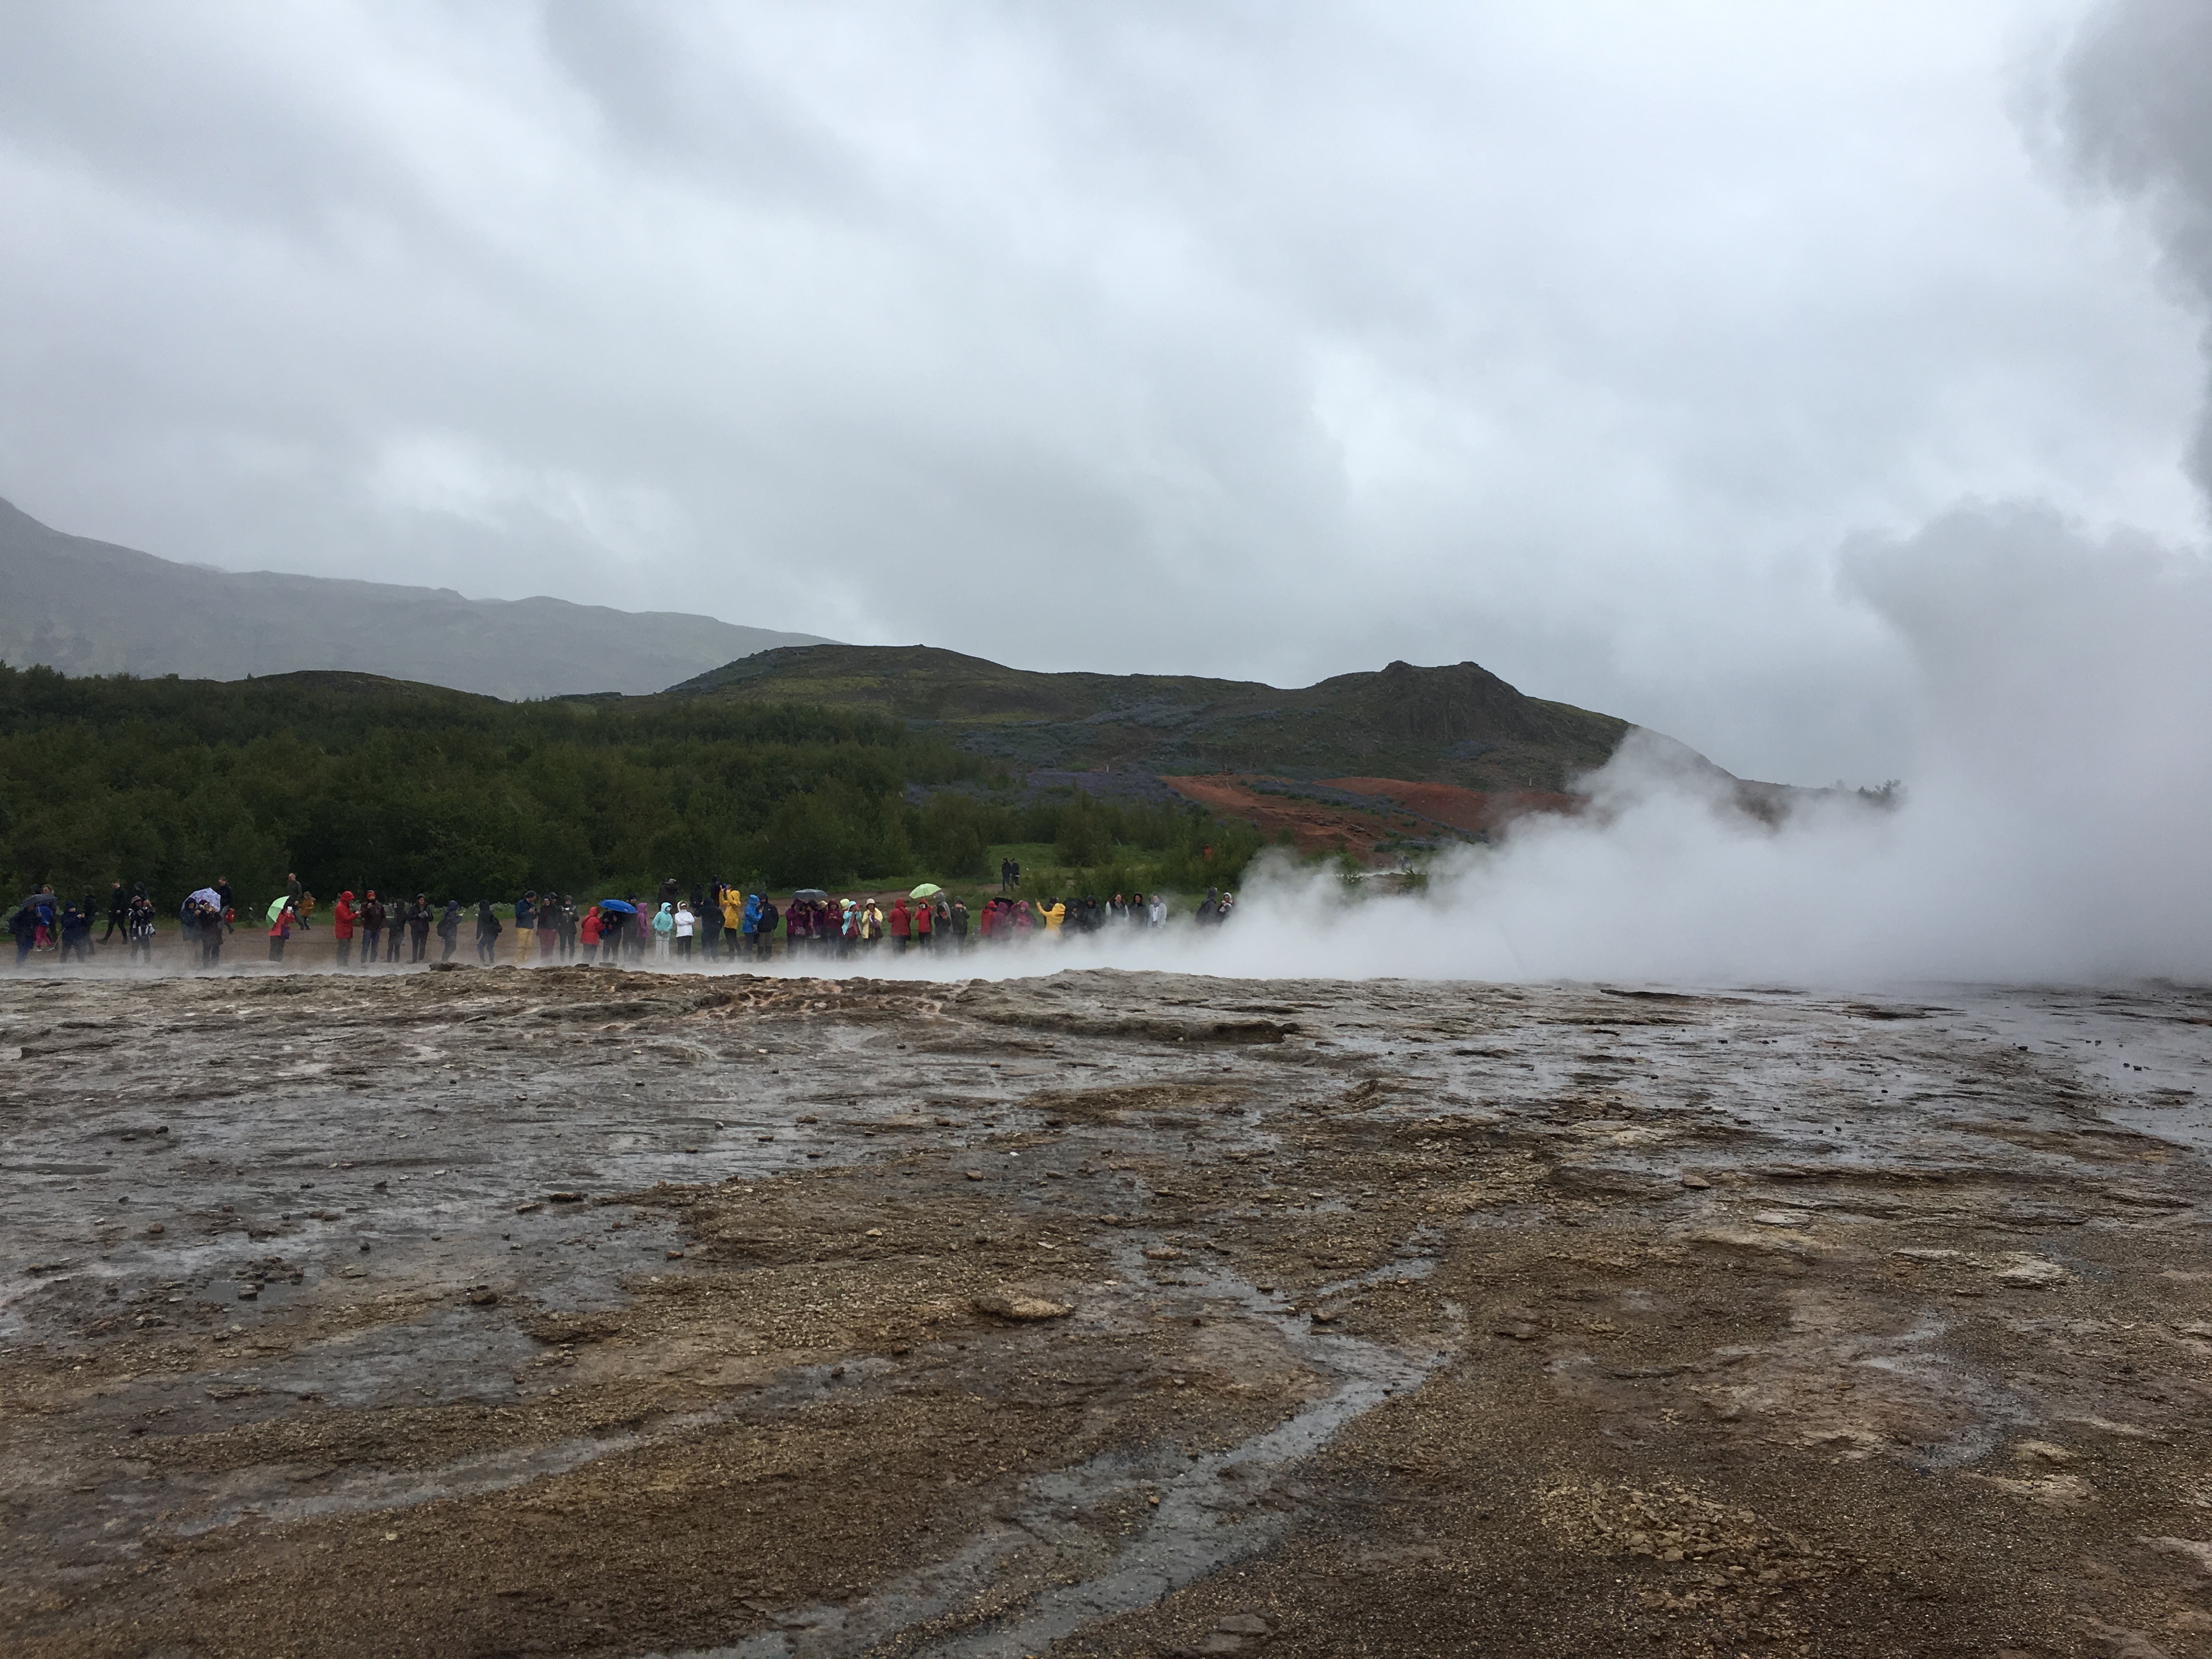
[0,498,823,699]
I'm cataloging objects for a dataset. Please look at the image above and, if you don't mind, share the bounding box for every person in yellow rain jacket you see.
[1035,899,1066,931]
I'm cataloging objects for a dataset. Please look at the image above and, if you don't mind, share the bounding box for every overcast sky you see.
[2,0,2206,782]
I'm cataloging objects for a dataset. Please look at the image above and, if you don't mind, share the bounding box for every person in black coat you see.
[699,884,724,963]
[60,903,92,962]
[475,900,501,963]
[359,893,385,967]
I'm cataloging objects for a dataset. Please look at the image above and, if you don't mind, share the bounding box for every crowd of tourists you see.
[461,881,1235,964]
[8,880,165,965]
[9,872,1236,969]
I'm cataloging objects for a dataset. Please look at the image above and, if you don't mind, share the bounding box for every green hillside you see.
[0,643,1668,915]
[0,662,1251,913]
[669,644,1632,791]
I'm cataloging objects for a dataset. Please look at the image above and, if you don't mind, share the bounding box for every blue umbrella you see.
[597,899,639,915]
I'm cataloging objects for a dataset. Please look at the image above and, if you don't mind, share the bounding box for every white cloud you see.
[0,0,2203,784]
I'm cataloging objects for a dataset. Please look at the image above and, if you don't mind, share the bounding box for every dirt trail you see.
[4,964,2212,1657]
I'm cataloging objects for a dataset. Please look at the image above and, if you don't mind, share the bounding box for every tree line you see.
[0,665,1262,910]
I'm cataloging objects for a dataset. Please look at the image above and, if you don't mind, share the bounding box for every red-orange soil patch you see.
[1159,775,1408,857]
[1321,777,1583,834]
[1159,774,1583,860]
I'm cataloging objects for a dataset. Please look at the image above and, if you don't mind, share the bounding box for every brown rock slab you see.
[972,1289,1071,1321]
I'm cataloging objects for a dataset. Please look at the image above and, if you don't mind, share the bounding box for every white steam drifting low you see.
[822,1,2212,989]
[856,503,2212,988]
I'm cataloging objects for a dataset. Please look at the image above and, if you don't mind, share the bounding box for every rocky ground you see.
[3,962,2212,1658]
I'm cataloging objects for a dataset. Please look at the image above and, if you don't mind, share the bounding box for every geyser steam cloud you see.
[894,503,2211,988]
[908,0,2212,991]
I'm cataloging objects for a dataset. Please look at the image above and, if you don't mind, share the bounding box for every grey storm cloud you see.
[0,1,2204,785]
[2063,0,2212,494]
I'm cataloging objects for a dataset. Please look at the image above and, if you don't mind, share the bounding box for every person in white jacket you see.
[673,902,696,962]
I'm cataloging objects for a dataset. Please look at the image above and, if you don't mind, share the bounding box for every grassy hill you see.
[0,642,1750,916]
[0,661,1254,915]
[668,644,1635,793]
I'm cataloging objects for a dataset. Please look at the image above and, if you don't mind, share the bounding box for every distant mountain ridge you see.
[668,642,1641,793]
[0,497,825,699]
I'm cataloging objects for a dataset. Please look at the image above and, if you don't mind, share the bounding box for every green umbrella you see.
[266,897,287,923]
[910,883,943,899]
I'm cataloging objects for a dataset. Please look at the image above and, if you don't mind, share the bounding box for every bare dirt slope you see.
[3,964,2212,1657]
[672,645,1631,793]
[1319,778,1581,837]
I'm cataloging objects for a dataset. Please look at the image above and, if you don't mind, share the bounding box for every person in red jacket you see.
[267,902,296,963]
[912,897,934,951]
[887,896,911,953]
[579,904,603,962]
[333,890,357,967]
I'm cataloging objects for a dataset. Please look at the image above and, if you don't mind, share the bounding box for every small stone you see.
[1216,1614,1272,1637]
[972,1289,1072,1321]
[1493,1321,1539,1341]
[1679,1174,1711,1189]
[966,1171,985,1181]
[1993,1255,2068,1288]
[340,1266,366,1278]
[466,1286,499,1306]
[1143,1246,1182,1261]
[236,1286,257,1301]
[514,1203,543,1215]
[145,1224,165,1237]
[1310,1308,1340,1324]
[548,1192,586,1204]
[665,1250,684,1260]
[865,1228,884,1238]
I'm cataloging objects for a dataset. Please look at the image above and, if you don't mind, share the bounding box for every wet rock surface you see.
[2,964,2211,1656]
